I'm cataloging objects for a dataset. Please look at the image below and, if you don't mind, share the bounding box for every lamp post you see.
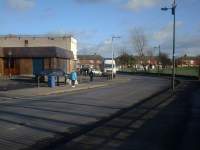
[111,36,120,79]
[198,55,200,80]
[161,0,176,91]
[8,51,12,78]
[154,45,161,73]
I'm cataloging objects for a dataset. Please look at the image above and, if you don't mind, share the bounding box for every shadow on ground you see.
[51,81,200,150]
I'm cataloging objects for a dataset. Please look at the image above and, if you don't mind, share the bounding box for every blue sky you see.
[0,0,200,57]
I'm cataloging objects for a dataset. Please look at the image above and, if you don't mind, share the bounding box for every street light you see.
[198,55,200,80]
[161,0,176,91]
[111,36,120,79]
[154,45,161,73]
[8,51,12,78]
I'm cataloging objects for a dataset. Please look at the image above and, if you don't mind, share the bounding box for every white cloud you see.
[125,0,161,11]
[75,0,112,3]
[175,35,200,56]
[154,21,183,43]
[78,38,124,57]
[7,0,35,11]
[152,21,200,56]
[74,0,162,11]
[78,38,112,56]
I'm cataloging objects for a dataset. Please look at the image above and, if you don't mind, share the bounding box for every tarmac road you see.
[53,80,200,150]
[0,75,170,150]
[117,81,200,150]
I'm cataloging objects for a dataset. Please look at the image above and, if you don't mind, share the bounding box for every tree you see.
[116,51,129,68]
[131,28,147,71]
[159,52,171,68]
[116,51,136,69]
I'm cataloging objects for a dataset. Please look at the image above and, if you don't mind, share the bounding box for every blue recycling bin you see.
[48,75,56,88]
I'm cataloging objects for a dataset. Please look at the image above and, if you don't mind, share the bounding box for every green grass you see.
[120,67,199,77]
[159,67,198,76]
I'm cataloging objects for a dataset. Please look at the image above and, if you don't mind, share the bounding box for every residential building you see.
[77,54,103,70]
[176,55,200,67]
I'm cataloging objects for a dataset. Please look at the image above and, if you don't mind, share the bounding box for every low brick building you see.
[77,54,103,70]
[0,35,78,77]
[0,47,74,76]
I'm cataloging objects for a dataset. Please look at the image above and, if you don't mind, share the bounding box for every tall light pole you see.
[111,36,120,79]
[198,55,200,80]
[154,45,161,73]
[161,0,176,91]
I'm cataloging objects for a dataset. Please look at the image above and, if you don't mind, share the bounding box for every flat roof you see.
[0,34,73,38]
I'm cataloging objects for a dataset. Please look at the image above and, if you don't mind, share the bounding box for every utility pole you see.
[111,36,120,79]
[158,45,161,73]
[172,0,176,91]
[154,45,161,73]
[198,56,200,80]
[161,0,176,91]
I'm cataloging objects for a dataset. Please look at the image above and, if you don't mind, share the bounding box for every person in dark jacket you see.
[89,69,94,82]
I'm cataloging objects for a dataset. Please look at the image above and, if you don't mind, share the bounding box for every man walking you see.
[89,69,94,82]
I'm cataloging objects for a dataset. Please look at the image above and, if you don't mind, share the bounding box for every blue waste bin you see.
[48,75,56,88]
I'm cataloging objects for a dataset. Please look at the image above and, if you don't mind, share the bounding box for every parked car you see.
[92,69,102,76]
[38,69,66,76]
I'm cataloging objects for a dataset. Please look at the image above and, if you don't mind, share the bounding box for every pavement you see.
[0,75,170,150]
[0,75,130,98]
[0,78,36,91]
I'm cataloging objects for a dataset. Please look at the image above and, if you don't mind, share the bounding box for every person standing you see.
[70,70,77,88]
[89,69,94,82]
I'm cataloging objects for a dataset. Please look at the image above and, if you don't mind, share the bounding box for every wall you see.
[67,60,71,73]
[44,58,51,70]
[0,58,4,76]
[4,59,20,75]
[68,38,77,60]
[19,59,33,75]
[0,57,71,76]
[44,58,69,73]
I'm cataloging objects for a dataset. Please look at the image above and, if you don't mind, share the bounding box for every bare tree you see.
[131,28,147,71]
[159,52,171,68]
[116,49,136,70]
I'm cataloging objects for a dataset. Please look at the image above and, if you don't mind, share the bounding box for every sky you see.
[0,0,200,57]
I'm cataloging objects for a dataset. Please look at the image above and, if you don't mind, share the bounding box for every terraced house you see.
[0,35,77,77]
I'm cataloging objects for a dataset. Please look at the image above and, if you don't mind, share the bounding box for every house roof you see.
[0,47,74,59]
[177,56,199,60]
[78,54,103,60]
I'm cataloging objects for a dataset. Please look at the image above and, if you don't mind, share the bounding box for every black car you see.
[37,69,67,76]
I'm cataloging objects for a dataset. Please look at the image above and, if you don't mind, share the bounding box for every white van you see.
[102,59,117,77]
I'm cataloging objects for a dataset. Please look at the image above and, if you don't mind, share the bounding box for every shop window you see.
[24,40,28,46]
[4,58,15,68]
